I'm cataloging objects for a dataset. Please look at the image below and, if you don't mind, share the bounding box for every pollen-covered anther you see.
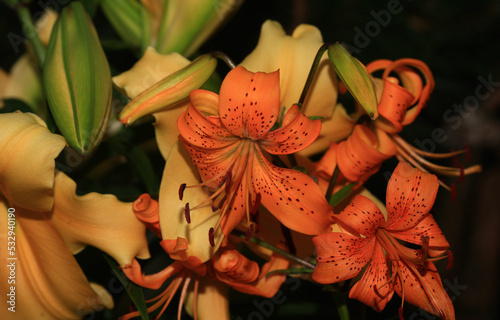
[179,183,187,200]
[209,227,215,247]
[184,203,191,224]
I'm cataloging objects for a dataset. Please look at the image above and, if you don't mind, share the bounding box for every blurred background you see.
[1,0,499,319]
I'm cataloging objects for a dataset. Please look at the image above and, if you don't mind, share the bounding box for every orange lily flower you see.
[177,66,334,240]
[123,198,288,320]
[312,161,454,319]
[366,59,481,190]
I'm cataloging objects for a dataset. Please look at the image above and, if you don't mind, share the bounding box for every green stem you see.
[234,230,316,269]
[333,293,350,320]
[211,51,236,69]
[16,4,46,65]
[298,43,329,107]
[325,164,340,201]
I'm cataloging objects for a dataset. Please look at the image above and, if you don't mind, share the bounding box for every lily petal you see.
[261,104,322,155]
[394,260,455,320]
[218,66,280,140]
[312,232,376,284]
[240,20,337,117]
[0,112,66,212]
[184,277,230,320]
[50,172,150,266]
[385,161,439,230]
[334,195,386,238]
[1,200,112,319]
[390,214,450,255]
[349,244,394,312]
[252,147,333,235]
[159,141,224,263]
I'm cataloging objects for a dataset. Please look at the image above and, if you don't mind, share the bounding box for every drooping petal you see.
[372,78,415,133]
[334,195,386,238]
[1,200,112,319]
[252,147,333,235]
[0,112,66,212]
[260,104,322,155]
[394,260,455,320]
[385,161,439,230]
[214,245,290,298]
[50,172,150,266]
[349,244,394,312]
[336,125,397,182]
[218,66,280,140]
[159,141,224,263]
[312,232,376,284]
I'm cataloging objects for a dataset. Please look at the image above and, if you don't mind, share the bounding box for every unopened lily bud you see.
[118,53,217,125]
[43,2,112,155]
[100,0,151,52]
[328,43,378,120]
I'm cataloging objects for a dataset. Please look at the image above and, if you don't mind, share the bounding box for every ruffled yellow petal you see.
[113,47,190,99]
[0,198,112,319]
[36,8,59,47]
[50,172,150,266]
[0,112,66,212]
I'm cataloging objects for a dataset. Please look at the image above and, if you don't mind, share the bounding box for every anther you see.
[184,203,191,224]
[245,223,254,241]
[208,227,215,247]
[179,183,187,200]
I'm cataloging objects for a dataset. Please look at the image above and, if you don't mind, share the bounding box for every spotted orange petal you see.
[385,161,439,230]
[261,104,322,155]
[349,244,394,312]
[394,260,455,319]
[312,232,376,284]
[252,147,333,235]
[334,194,386,238]
[218,66,280,140]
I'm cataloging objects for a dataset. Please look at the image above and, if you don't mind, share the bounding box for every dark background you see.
[1,0,499,319]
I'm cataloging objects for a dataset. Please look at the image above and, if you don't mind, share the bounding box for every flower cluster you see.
[0,2,482,320]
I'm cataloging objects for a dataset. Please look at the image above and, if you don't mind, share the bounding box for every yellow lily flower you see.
[240,20,355,155]
[0,112,150,318]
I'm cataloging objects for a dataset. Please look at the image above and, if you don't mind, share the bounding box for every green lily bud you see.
[100,0,151,52]
[328,43,379,120]
[43,2,112,155]
[119,54,217,125]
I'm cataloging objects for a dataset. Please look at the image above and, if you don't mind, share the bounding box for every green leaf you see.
[102,254,150,320]
[328,183,356,207]
[328,43,378,120]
